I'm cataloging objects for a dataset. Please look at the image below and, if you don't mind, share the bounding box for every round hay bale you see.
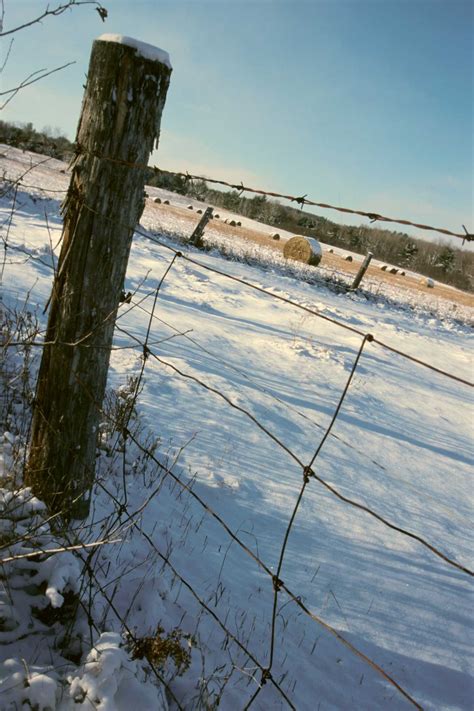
[344,254,353,262]
[270,232,280,240]
[196,208,203,214]
[327,248,334,253]
[154,197,162,204]
[425,277,435,288]
[214,214,220,219]
[380,264,388,271]
[389,267,398,274]
[283,236,322,267]
[228,219,237,227]
[400,270,406,276]
[163,199,170,205]
[187,204,193,210]
[236,221,242,227]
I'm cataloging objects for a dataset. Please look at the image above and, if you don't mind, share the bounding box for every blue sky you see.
[2,0,473,245]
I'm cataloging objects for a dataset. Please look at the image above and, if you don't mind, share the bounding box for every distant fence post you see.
[26,36,172,519]
[190,206,213,248]
[351,251,373,290]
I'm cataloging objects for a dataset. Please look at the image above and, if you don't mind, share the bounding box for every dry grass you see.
[148,201,474,309]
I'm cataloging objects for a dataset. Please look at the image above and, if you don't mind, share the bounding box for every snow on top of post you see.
[97,34,172,69]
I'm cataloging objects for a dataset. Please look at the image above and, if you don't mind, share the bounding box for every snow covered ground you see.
[1,147,473,710]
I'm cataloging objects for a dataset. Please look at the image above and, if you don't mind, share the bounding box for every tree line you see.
[1,120,472,292]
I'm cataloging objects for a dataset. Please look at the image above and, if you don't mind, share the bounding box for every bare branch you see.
[0,36,13,72]
[0,1,107,38]
[0,61,76,110]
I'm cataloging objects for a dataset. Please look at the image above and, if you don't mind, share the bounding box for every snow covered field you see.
[1,147,473,710]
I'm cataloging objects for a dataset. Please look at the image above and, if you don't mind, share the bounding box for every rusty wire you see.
[66,147,473,242]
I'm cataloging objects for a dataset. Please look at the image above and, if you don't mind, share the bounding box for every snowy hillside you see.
[1,147,473,710]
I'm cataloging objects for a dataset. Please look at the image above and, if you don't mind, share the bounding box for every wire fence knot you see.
[261,668,272,685]
[272,574,283,592]
[292,194,307,209]
[462,225,473,245]
[303,466,312,483]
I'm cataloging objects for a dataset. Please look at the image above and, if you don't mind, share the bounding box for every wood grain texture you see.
[26,38,171,518]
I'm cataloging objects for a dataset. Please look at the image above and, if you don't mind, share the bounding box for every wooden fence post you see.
[26,35,172,519]
[351,251,373,291]
[190,206,213,248]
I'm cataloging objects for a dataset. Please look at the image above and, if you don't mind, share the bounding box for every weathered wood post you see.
[26,35,172,519]
[190,206,213,248]
[351,251,373,290]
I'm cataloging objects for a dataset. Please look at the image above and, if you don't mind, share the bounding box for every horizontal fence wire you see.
[67,146,473,242]
[2,149,472,242]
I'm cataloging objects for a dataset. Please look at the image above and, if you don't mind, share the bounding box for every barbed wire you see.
[155,168,474,244]
[64,145,473,243]
[2,152,473,244]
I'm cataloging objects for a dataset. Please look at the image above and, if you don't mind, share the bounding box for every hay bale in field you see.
[270,232,280,240]
[344,254,353,262]
[153,197,161,204]
[389,267,398,274]
[425,277,435,288]
[163,199,170,205]
[380,264,388,271]
[228,219,237,227]
[400,270,406,276]
[214,214,220,219]
[327,248,334,253]
[236,220,242,226]
[187,204,193,210]
[196,208,203,214]
[283,236,322,267]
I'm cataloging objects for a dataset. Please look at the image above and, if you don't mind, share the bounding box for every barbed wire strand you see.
[70,147,473,242]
